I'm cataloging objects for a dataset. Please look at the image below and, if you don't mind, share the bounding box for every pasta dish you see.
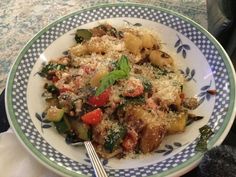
[39,24,199,159]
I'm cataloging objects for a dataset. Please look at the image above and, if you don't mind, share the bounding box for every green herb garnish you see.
[195,125,214,152]
[39,63,66,78]
[95,55,131,96]
[116,55,131,73]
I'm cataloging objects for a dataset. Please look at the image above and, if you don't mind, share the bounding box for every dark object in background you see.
[198,145,236,177]
[207,0,236,67]
[207,0,236,133]
[0,89,9,132]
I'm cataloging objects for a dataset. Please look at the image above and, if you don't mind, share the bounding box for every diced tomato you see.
[122,129,138,151]
[59,87,73,93]
[88,89,110,107]
[123,78,144,97]
[123,85,144,97]
[81,108,103,125]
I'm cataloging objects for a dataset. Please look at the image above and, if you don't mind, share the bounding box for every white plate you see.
[6,3,236,177]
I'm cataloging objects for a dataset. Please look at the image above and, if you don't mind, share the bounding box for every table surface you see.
[0,0,208,176]
[0,0,207,93]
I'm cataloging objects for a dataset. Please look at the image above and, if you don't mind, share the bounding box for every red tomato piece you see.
[81,108,103,125]
[88,89,110,107]
[123,78,144,97]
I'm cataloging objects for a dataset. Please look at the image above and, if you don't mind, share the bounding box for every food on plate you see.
[39,24,200,159]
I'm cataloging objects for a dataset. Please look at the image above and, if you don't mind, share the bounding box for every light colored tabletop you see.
[0,0,207,93]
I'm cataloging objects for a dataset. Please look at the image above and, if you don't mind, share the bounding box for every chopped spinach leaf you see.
[195,125,214,152]
[104,126,126,152]
[47,85,60,96]
[124,95,145,105]
[154,66,173,79]
[142,79,152,92]
[38,63,66,78]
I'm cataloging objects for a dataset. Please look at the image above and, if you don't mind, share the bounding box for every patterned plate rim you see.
[5,3,236,177]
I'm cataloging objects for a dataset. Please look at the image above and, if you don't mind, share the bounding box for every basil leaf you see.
[95,70,127,96]
[117,55,131,74]
[195,125,214,152]
[95,55,131,96]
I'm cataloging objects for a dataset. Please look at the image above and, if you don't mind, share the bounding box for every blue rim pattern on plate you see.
[6,3,235,177]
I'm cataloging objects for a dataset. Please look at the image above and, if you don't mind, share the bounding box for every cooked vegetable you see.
[88,89,110,107]
[167,111,188,134]
[196,125,214,152]
[75,29,92,43]
[141,78,152,92]
[124,95,145,105]
[186,113,204,126]
[104,126,126,152]
[54,117,70,134]
[46,106,64,122]
[81,108,103,125]
[46,85,60,96]
[76,122,91,140]
[39,63,66,78]
[140,123,166,153]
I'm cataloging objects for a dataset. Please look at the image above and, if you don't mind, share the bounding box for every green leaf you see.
[47,85,60,95]
[124,95,145,105]
[195,125,214,152]
[116,55,131,74]
[38,63,66,78]
[75,29,92,43]
[95,55,131,96]
[142,78,152,92]
[104,126,126,152]
[199,125,214,139]
[95,70,127,96]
